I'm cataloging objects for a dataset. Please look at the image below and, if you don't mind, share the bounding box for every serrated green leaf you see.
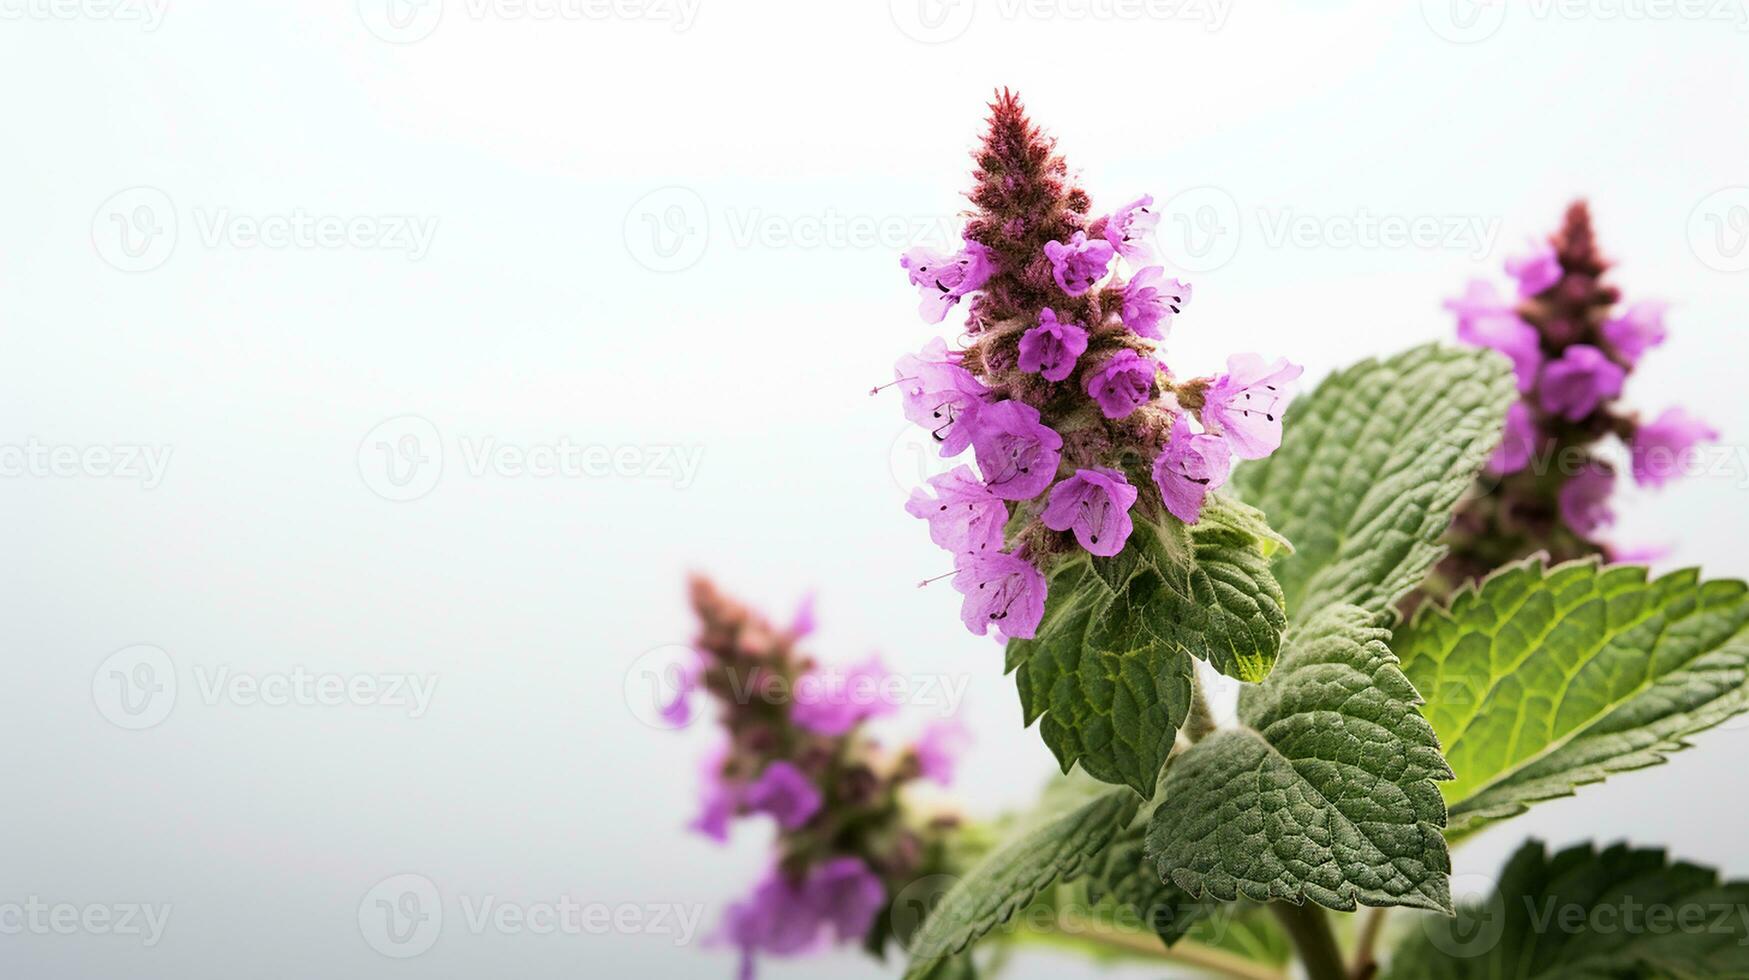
[1006,505,1288,794]
[1148,605,1453,912]
[1231,343,1515,623]
[902,787,1139,979]
[1394,558,1749,837]
[1084,781,1229,948]
[1385,840,1749,979]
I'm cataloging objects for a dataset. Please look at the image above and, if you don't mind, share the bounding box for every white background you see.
[2,1,1747,977]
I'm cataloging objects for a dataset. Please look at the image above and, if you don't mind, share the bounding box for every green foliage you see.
[1232,344,1516,622]
[1007,503,1287,794]
[1393,558,1749,835]
[1148,605,1453,912]
[1385,840,1749,979]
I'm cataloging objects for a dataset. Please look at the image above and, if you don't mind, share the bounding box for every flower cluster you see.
[1436,201,1716,586]
[889,91,1300,640]
[666,576,967,979]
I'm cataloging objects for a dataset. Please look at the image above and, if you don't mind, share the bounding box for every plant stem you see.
[1269,902,1346,980]
[1049,910,1286,980]
[1186,670,1217,743]
[1349,907,1388,980]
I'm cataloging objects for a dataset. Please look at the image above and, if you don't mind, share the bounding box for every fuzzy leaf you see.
[1231,343,1515,622]
[901,786,1138,979]
[1147,605,1453,912]
[1007,504,1288,794]
[1394,558,1749,836]
[1385,840,1749,979]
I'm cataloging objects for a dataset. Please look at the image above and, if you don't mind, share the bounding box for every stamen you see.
[916,571,956,588]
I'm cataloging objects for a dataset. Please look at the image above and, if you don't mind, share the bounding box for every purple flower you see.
[1610,542,1673,565]
[1042,231,1114,296]
[1198,354,1303,460]
[1631,407,1717,489]
[1152,416,1231,524]
[743,761,822,831]
[1602,300,1668,365]
[1539,344,1625,421]
[806,858,886,944]
[1103,194,1159,266]
[1083,349,1155,420]
[905,465,1008,558]
[970,400,1063,501]
[894,338,989,456]
[716,869,826,980]
[1506,240,1562,297]
[787,594,817,640]
[1558,461,1616,537]
[791,655,901,737]
[1488,401,1538,476]
[913,719,971,786]
[951,550,1046,639]
[1041,467,1138,557]
[655,650,700,727]
[1458,311,1544,393]
[1444,278,1509,324]
[900,241,993,324]
[691,744,737,843]
[1017,308,1089,382]
[1121,266,1189,341]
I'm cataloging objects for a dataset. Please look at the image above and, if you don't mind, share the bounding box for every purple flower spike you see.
[806,858,886,944]
[717,868,826,980]
[1506,240,1562,297]
[1632,407,1717,488]
[1084,349,1155,420]
[905,465,1008,558]
[792,655,901,737]
[1041,467,1138,557]
[744,761,822,831]
[1199,354,1303,460]
[914,719,972,786]
[1152,416,1230,524]
[1017,308,1089,382]
[901,241,993,323]
[1458,311,1544,393]
[1539,344,1625,421]
[951,550,1046,639]
[1488,401,1538,476]
[894,337,989,456]
[970,400,1063,501]
[1042,230,1114,296]
[1104,194,1160,266]
[1121,266,1189,340]
[691,744,737,843]
[1444,278,1509,324]
[1558,461,1616,536]
[1603,300,1668,365]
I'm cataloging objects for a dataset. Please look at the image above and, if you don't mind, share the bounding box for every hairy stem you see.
[1185,670,1217,743]
[1349,907,1388,979]
[1269,901,1346,980]
[1049,910,1286,980]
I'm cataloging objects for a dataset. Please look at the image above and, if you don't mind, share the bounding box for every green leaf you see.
[1231,343,1515,623]
[902,786,1139,979]
[1006,505,1289,794]
[1385,840,1749,979]
[1393,558,1749,836]
[1147,605,1453,912]
[1084,779,1229,948]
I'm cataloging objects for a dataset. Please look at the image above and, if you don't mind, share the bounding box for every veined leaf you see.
[1393,558,1749,836]
[901,786,1138,979]
[1385,840,1749,979]
[1006,502,1288,794]
[1231,343,1515,623]
[1148,605,1453,912]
